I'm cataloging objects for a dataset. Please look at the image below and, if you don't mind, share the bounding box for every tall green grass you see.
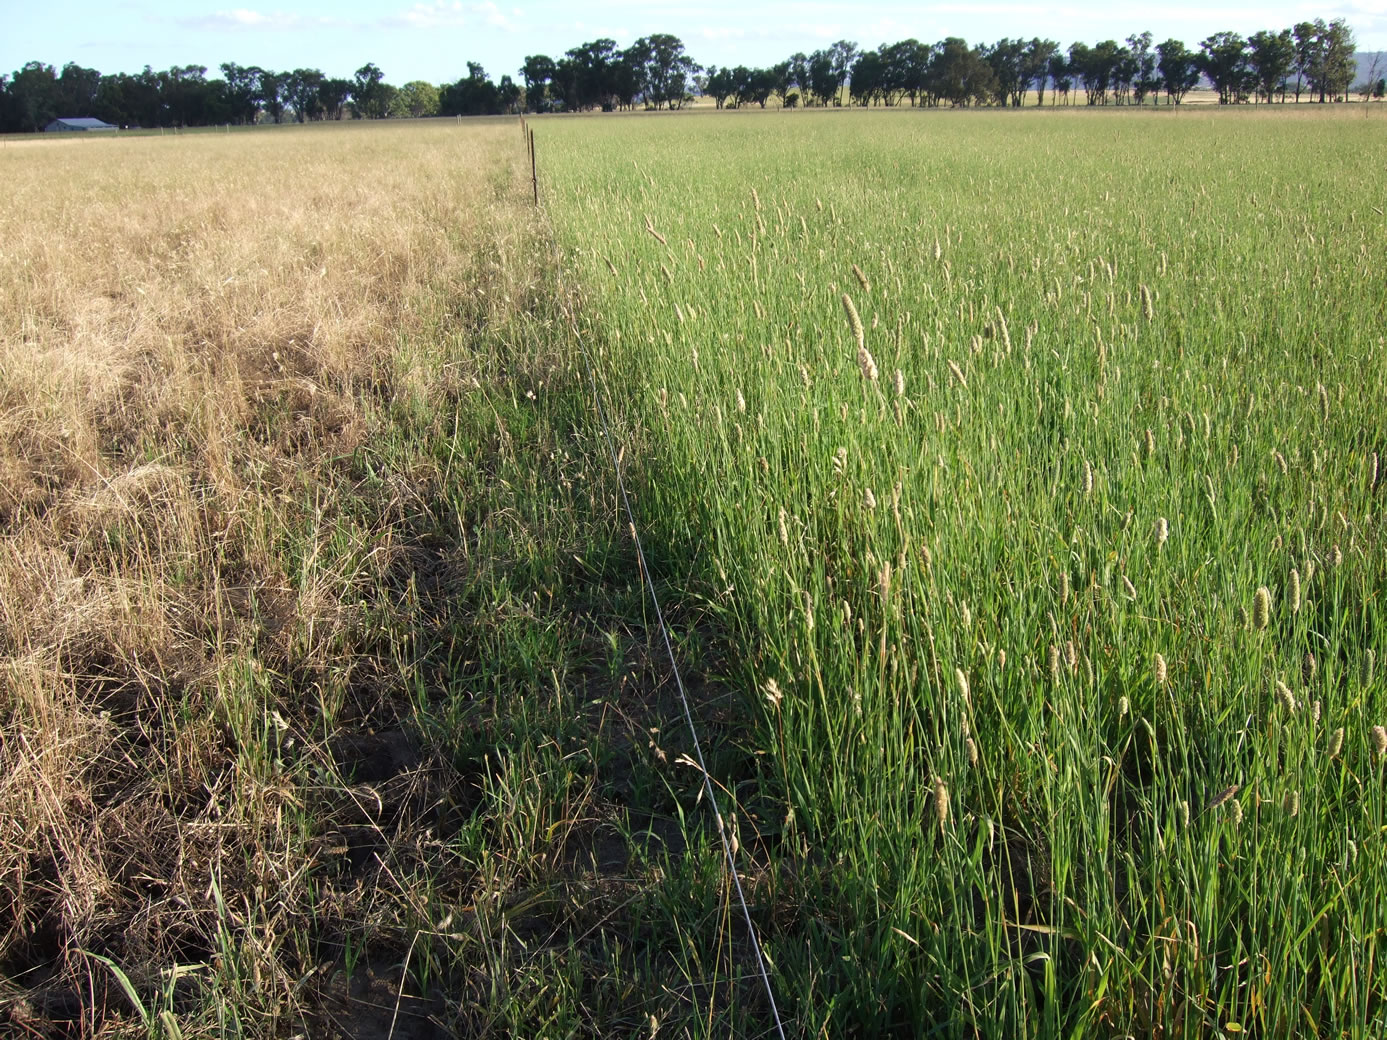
[543,107,1387,1035]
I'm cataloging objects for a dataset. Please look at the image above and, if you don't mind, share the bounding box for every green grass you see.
[539,105,1387,1036]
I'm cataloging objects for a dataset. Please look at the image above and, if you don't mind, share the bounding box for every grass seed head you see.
[1275,680,1297,714]
[955,667,970,704]
[1284,790,1300,817]
[1329,727,1344,757]
[841,292,865,350]
[1082,459,1094,495]
[1364,650,1376,684]
[858,344,879,383]
[1154,653,1167,685]
[966,737,979,768]
[764,678,783,710]
[934,776,949,830]
[1155,516,1169,548]
[1373,725,1387,757]
[852,263,871,293]
[1289,568,1301,615]
[894,368,905,397]
[863,487,877,511]
[1253,586,1271,630]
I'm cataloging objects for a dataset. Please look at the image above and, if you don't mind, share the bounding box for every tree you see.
[1290,20,1354,102]
[929,38,996,107]
[1127,33,1159,106]
[318,78,351,120]
[520,54,556,112]
[398,80,439,117]
[220,62,263,123]
[983,38,1028,106]
[1157,38,1200,105]
[351,62,387,118]
[1023,39,1059,106]
[561,38,620,111]
[1047,50,1073,105]
[630,34,698,109]
[440,62,499,115]
[1199,32,1250,104]
[788,53,810,102]
[259,70,287,123]
[1293,21,1319,101]
[704,65,736,109]
[770,61,794,107]
[1321,19,1356,101]
[56,63,102,117]
[1069,39,1123,105]
[1247,30,1294,103]
[849,49,886,106]
[283,68,324,122]
[7,62,58,131]
[1355,52,1383,100]
[880,39,931,106]
[805,41,856,105]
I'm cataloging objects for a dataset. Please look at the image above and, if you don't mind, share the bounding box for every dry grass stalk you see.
[0,121,540,1029]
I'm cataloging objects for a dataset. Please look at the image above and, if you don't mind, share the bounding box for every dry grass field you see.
[0,120,582,1036]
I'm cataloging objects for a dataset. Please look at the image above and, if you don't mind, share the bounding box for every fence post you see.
[529,128,538,206]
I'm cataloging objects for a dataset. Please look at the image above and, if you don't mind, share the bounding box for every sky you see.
[3,0,1385,84]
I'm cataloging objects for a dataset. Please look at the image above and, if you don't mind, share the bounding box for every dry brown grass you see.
[0,120,545,1035]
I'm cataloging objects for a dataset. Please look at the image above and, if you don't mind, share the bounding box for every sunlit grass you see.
[543,104,1387,1036]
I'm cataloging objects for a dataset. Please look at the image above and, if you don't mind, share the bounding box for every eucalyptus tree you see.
[1024,39,1059,105]
[1156,38,1200,104]
[520,54,556,112]
[1047,50,1073,104]
[1199,32,1251,103]
[1247,29,1295,102]
[983,38,1028,106]
[1127,32,1159,105]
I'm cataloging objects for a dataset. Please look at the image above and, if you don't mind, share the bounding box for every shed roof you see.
[45,117,119,131]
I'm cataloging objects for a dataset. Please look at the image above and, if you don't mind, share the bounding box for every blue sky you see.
[4,1,1384,83]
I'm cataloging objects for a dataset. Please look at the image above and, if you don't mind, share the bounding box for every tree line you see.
[0,60,523,133]
[2,18,1377,133]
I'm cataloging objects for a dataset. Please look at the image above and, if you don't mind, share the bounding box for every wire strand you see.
[529,123,788,1039]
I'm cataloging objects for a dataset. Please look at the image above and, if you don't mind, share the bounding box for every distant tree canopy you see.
[0,19,1368,133]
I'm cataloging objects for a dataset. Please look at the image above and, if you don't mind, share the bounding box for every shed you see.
[44,117,119,132]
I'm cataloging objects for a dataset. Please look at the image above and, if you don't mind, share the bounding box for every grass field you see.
[2,105,1386,1037]
[541,105,1387,1035]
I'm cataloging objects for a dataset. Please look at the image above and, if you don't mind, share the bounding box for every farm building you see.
[43,117,118,132]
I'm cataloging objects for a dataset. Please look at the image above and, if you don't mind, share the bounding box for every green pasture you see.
[540,106,1387,1036]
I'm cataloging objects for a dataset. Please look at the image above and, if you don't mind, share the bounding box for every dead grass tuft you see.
[0,121,544,1032]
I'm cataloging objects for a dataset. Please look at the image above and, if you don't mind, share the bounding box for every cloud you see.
[374,0,518,29]
[174,8,342,30]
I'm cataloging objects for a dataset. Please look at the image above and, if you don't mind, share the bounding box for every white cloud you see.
[175,8,339,30]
